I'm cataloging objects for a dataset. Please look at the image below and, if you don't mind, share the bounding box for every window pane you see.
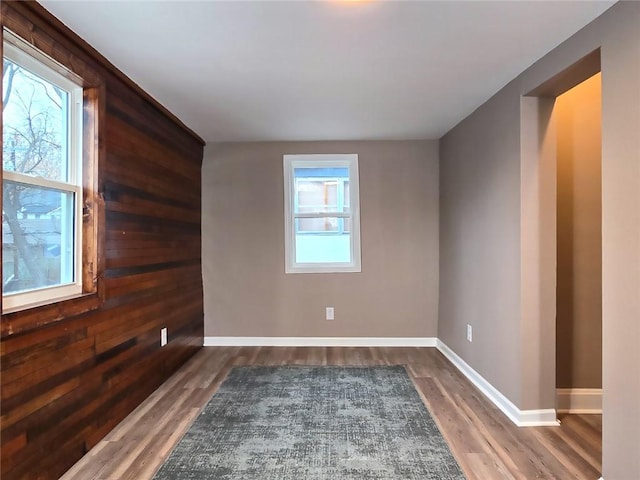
[296,180,338,213]
[294,167,348,214]
[295,218,351,264]
[2,181,75,294]
[297,216,340,233]
[344,180,350,208]
[2,58,69,182]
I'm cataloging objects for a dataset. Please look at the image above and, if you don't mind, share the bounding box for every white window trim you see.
[2,39,84,313]
[283,154,361,274]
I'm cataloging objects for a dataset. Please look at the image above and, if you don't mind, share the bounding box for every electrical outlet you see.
[161,327,168,346]
[326,307,335,321]
[466,324,473,342]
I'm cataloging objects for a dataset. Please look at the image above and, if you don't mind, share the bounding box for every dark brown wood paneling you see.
[0,2,205,479]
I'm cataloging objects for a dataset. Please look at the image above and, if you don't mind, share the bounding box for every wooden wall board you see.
[1,2,205,479]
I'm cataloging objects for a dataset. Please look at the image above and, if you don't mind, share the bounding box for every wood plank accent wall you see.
[0,2,205,479]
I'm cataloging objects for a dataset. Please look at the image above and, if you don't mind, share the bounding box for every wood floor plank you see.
[58,347,602,480]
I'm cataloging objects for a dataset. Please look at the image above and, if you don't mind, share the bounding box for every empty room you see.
[1,1,638,479]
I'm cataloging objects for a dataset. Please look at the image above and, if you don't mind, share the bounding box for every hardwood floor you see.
[59,347,602,480]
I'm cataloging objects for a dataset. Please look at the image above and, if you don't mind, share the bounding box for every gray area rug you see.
[154,365,465,479]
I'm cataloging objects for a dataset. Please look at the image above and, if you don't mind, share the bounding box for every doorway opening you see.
[555,73,603,414]
[554,72,603,466]
[521,48,603,473]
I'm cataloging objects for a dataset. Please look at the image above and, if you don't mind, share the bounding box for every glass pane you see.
[344,181,350,209]
[2,58,69,182]
[294,218,351,264]
[294,167,348,214]
[297,216,340,233]
[2,180,75,294]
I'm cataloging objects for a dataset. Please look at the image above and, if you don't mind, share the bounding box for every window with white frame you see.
[2,39,84,311]
[283,154,361,273]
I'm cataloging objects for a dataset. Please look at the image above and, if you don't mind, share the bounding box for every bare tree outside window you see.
[2,56,74,294]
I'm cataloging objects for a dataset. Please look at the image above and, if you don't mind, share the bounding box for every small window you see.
[283,154,361,273]
[2,39,83,311]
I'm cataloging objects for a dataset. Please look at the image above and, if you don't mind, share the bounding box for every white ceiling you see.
[39,0,614,143]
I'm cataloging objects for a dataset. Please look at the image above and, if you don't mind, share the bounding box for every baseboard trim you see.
[556,388,603,414]
[436,340,559,427]
[202,336,558,426]
[203,336,438,347]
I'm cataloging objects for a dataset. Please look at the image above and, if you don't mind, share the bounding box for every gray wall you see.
[202,140,439,338]
[556,73,602,389]
[439,2,639,478]
[439,83,523,405]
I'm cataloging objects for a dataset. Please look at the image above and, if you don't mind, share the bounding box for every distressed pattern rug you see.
[153,365,465,479]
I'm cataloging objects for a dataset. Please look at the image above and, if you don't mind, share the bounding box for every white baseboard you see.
[436,340,559,427]
[202,336,558,427]
[203,336,438,347]
[556,388,602,414]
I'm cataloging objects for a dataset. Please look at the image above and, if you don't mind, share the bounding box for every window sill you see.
[285,265,362,274]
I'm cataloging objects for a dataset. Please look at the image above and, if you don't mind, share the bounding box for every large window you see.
[283,154,361,273]
[2,39,84,311]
